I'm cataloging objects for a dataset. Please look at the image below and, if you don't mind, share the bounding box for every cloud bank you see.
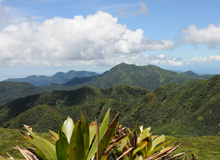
[182,24,220,48]
[190,55,220,62]
[0,11,175,67]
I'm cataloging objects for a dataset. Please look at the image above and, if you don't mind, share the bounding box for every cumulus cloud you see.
[182,24,220,47]
[0,11,175,67]
[82,53,184,67]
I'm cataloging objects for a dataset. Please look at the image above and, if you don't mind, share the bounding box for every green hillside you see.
[72,63,201,90]
[0,63,204,107]
[133,75,220,136]
[62,76,94,86]
[0,84,149,132]
[0,75,220,136]
[0,81,91,107]
[0,82,45,107]
[181,70,214,79]
[4,70,99,86]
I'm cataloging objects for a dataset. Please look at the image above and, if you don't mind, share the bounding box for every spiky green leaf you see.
[67,121,84,160]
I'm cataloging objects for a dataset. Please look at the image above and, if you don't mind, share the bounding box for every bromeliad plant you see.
[115,125,186,160]
[1,109,125,160]
[0,109,191,160]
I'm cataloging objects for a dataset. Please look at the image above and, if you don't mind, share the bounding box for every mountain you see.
[181,70,214,79]
[72,63,201,90]
[0,84,149,131]
[0,63,213,108]
[132,75,220,136]
[62,76,95,86]
[4,70,99,86]
[181,70,199,77]
[0,75,219,136]
[0,82,45,107]
[0,81,84,107]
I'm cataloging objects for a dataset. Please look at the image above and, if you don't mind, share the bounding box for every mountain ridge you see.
[4,70,99,86]
[0,63,213,106]
[69,63,202,90]
[0,75,219,136]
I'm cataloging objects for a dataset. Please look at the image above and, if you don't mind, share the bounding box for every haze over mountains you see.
[4,63,212,88]
[1,63,210,106]
[68,63,210,90]
[0,63,219,136]
[5,70,99,86]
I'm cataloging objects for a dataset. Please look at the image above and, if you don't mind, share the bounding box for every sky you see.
[0,0,220,80]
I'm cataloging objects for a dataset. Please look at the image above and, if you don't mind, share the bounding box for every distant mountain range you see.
[181,70,213,79]
[0,63,215,107]
[4,70,99,86]
[67,63,211,90]
[4,63,213,88]
[0,75,219,136]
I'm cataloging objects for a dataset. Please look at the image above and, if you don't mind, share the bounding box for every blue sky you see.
[0,0,220,80]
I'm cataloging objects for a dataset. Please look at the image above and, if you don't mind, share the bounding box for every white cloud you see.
[0,11,175,67]
[182,24,220,47]
[131,2,149,16]
[0,1,36,27]
[85,53,184,67]
[118,2,149,17]
[190,55,220,62]
[0,0,9,27]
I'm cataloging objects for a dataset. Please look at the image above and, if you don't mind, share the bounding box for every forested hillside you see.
[0,82,45,107]
[0,84,149,131]
[0,75,219,136]
[71,63,202,90]
[132,75,220,135]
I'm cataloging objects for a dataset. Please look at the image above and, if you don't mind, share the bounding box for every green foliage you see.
[132,75,220,136]
[0,84,149,132]
[2,75,220,136]
[0,82,44,107]
[1,128,220,159]
[1,110,123,160]
[115,125,185,160]
[168,136,220,160]
[1,110,187,160]
[0,74,220,137]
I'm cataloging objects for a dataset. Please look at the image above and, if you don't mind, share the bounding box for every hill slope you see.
[0,75,219,136]
[132,75,220,136]
[62,76,95,86]
[72,63,200,90]
[0,82,45,107]
[4,70,99,86]
[0,84,149,131]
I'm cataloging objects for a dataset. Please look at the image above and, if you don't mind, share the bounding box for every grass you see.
[0,128,50,158]
[167,135,220,160]
[0,128,220,159]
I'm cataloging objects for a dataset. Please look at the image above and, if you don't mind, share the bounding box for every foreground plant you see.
[115,125,187,160]
[0,109,193,160]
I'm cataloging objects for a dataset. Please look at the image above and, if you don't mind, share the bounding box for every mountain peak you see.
[79,63,199,90]
[183,70,199,77]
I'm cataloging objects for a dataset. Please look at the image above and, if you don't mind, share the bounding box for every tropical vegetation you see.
[0,75,219,136]
[0,109,189,160]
